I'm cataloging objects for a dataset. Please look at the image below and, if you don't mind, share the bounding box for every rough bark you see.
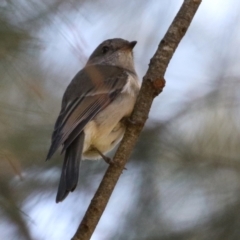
[72,0,202,239]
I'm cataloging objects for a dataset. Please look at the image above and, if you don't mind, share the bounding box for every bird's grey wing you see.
[46,65,128,160]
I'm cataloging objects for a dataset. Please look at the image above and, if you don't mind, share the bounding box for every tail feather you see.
[56,132,85,203]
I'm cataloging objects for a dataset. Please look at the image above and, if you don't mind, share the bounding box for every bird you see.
[46,38,140,203]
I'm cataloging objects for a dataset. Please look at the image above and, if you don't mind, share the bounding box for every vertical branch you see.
[72,0,202,239]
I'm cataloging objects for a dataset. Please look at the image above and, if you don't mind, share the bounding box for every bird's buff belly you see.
[82,93,135,160]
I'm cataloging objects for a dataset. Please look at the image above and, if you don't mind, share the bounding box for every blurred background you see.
[1,0,240,239]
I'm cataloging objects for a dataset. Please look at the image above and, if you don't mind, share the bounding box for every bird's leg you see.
[92,146,127,170]
[92,146,112,165]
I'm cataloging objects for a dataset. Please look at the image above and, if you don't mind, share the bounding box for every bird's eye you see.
[102,46,109,54]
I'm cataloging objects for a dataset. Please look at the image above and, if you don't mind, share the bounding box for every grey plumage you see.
[46,38,139,202]
[46,65,128,161]
[56,132,84,202]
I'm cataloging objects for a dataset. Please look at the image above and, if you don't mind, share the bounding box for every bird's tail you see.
[56,132,85,203]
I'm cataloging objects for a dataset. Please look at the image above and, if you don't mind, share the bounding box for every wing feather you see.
[46,65,128,160]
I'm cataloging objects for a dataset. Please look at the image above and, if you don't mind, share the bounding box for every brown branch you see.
[72,0,202,239]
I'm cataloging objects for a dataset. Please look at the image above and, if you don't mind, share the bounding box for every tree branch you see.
[72,0,202,239]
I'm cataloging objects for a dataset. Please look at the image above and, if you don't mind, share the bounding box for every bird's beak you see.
[128,41,137,49]
[122,41,137,51]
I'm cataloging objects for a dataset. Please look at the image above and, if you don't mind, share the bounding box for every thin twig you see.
[72,0,202,239]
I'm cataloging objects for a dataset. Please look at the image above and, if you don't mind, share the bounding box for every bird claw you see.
[92,146,127,170]
[103,156,127,170]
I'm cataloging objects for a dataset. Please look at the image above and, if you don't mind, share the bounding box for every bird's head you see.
[87,38,137,72]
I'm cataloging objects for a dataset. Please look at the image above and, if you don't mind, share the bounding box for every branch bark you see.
[72,0,202,239]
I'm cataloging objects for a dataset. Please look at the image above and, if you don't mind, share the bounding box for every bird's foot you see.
[92,146,127,170]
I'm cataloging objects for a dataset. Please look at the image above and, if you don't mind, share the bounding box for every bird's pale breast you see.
[82,73,139,159]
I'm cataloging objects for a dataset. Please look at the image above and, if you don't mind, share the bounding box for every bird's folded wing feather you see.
[46,65,128,160]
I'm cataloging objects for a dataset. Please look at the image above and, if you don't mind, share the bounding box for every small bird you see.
[46,38,140,202]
